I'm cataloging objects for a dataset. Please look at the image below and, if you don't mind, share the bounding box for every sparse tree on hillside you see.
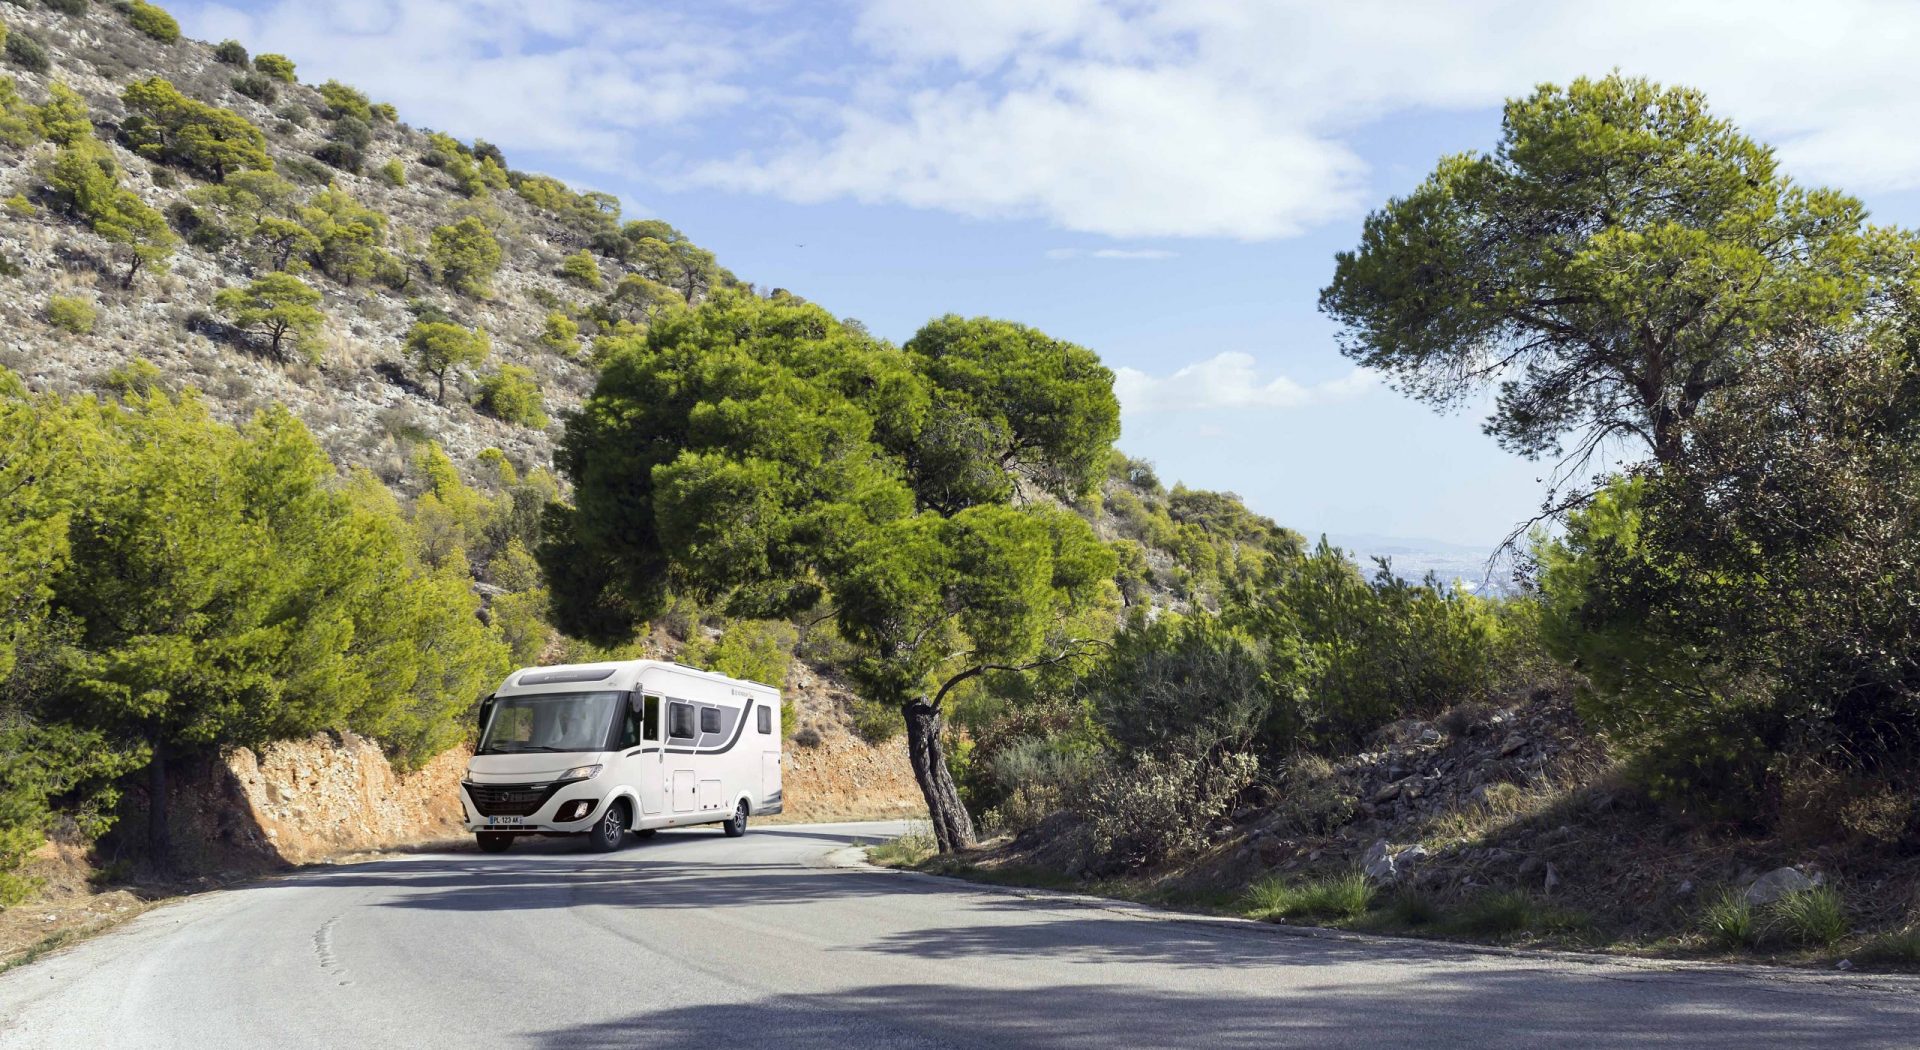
[120,77,273,179]
[541,294,1123,851]
[428,216,502,296]
[405,320,490,403]
[1321,73,1918,515]
[214,272,325,361]
[47,142,177,287]
[37,82,90,146]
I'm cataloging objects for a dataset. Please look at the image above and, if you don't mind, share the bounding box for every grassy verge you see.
[860,831,1920,972]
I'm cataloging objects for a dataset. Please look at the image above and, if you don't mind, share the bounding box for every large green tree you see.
[4,376,508,865]
[1321,74,1917,505]
[542,293,1122,849]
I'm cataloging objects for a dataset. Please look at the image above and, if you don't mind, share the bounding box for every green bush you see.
[253,53,295,82]
[377,158,406,187]
[1076,749,1257,872]
[983,735,1096,834]
[44,294,95,333]
[1090,612,1285,757]
[231,72,276,104]
[3,193,33,216]
[474,365,547,428]
[428,215,502,296]
[537,311,579,353]
[43,0,91,15]
[0,75,38,147]
[1856,928,1920,968]
[213,39,248,65]
[126,0,179,42]
[1245,870,1374,922]
[317,80,371,122]
[5,29,50,74]
[559,248,600,289]
[370,101,397,122]
[37,81,90,146]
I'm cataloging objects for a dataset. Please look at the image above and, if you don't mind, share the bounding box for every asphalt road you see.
[3,820,1918,1049]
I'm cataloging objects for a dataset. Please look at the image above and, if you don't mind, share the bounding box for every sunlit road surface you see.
[4,820,1917,1049]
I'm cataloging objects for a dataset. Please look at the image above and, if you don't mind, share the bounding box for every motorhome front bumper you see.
[460,777,608,832]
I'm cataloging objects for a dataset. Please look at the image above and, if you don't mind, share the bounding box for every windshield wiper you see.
[481,744,573,754]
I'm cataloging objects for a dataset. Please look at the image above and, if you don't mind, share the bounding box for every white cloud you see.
[178,0,752,165]
[1045,247,1178,260]
[708,0,1920,238]
[176,1,1920,240]
[1114,354,1379,415]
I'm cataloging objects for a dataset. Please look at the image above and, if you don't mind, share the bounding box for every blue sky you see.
[177,1,1920,547]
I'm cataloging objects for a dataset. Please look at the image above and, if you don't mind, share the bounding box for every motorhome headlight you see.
[561,764,603,781]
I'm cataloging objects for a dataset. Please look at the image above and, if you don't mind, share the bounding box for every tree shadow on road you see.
[524,977,1920,1050]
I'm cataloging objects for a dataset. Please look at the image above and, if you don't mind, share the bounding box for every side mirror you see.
[629,692,645,715]
[477,695,495,732]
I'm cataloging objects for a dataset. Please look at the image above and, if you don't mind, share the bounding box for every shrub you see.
[45,141,177,286]
[377,158,406,186]
[370,101,397,122]
[317,79,371,122]
[984,735,1096,834]
[312,140,361,173]
[1268,754,1357,836]
[5,29,50,73]
[1245,870,1374,922]
[3,193,32,216]
[43,0,90,14]
[1699,888,1758,950]
[253,53,295,82]
[213,39,248,66]
[428,215,502,296]
[475,365,548,428]
[1773,886,1849,948]
[231,72,277,104]
[45,294,95,333]
[0,76,37,147]
[126,0,180,43]
[1090,613,1284,757]
[537,311,580,353]
[559,248,600,289]
[1076,750,1257,872]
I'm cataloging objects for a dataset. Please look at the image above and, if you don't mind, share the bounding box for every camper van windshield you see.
[478,692,621,754]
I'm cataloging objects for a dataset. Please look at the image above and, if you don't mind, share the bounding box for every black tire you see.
[723,801,748,837]
[476,832,514,854]
[586,800,629,852]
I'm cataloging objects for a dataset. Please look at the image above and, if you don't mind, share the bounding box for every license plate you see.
[487,816,523,826]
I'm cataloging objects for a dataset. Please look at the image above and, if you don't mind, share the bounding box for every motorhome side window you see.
[757,707,771,734]
[642,695,661,742]
[700,707,720,734]
[667,701,695,740]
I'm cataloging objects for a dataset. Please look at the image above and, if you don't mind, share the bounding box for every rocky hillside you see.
[0,1,729,484]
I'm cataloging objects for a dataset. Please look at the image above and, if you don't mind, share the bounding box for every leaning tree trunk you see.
[902,697,975,853]
[147,739,171,871]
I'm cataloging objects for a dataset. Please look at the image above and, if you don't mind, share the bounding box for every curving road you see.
[3,821,1918,1048]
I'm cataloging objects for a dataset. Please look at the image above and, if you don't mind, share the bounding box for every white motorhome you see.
[460,660,782,852]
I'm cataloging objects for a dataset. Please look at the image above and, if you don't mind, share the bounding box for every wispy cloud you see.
[1045,247,1179,260]
[182,1,1920,239]
[1114,353,1379,415]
